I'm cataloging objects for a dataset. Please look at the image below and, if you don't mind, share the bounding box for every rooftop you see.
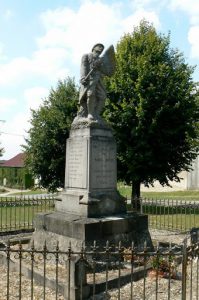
[1,153,25,168]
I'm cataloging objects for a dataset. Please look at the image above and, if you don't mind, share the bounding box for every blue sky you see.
[0,0,199,159]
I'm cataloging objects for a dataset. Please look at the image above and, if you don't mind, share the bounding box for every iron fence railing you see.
[1,195,199,233]
[126,198,199,232]
[0,237,198,300]
[141,198,199,232]
[0,195,55,233]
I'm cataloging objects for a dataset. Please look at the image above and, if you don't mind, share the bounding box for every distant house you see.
[186,156,199,190]
[141,156,199,191]
[0,153,34,189]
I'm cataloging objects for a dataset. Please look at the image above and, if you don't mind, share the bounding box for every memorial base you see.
[32,211,153,251]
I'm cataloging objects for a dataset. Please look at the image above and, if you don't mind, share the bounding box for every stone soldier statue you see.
[76,43,116,122]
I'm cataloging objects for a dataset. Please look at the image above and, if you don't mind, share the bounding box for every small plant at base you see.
[149,255,177,278]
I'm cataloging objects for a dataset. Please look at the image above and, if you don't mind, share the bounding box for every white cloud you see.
[24,86,49,111]
[39,7,75,30]
[0,1,160,87]
[0,97,16,113]
[169,0,199,24]
[1,86,50,159]
[122,9,160,32]
[37,2,120,63]
[130,0,168,10]
[37,1,160,64]
[169,1,199,61]
[1,113,28,159]
[0,57,31,85]
[188,26,199,59]
[32,47,69,78]
[0,47,69,86]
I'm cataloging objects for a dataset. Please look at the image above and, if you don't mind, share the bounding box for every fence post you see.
[182,239,188,300]
[140,197,143,214]
[65,255,90,300]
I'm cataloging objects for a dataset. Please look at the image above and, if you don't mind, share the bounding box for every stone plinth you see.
[55,125,126,217]
[33,211,152,251]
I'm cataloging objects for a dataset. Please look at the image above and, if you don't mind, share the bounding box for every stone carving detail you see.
[72,43,116,127]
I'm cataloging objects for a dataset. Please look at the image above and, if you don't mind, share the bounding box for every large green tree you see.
[24,78,78,190]
[104,21,199,203]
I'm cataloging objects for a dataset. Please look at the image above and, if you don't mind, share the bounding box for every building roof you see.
[1,153,25,168]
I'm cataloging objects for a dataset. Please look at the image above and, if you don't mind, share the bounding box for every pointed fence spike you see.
[169,242,172,250]
[131,241,134,249]
[56,240,59,251]
[31,239,35,249]
[119,241,121,250]
[157,241,159,250]
[43,240,47,251]
[7,239,11,248]
[106,240,109,250]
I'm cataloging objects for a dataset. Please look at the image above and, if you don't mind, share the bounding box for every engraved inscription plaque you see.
[90,138,117,189]
[65,138,88,188]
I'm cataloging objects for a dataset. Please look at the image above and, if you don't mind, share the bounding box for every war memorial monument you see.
[33,43,152,251]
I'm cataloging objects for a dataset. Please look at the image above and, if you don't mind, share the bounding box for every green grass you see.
[10,189,50,196]
[118,183,199,200]
[126,198,199,231]
[141,190,199,200]
[0,202,55,231]
[148,214,199,231]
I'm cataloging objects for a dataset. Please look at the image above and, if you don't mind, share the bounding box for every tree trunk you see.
[131,180,141,211]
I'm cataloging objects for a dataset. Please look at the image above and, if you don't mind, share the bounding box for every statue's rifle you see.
[79,63,99,102]
[84,67,95,82]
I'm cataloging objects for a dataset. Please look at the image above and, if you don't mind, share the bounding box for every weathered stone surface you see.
[65,126,117,191]
[33,212,153,251]
[65,137,88,189]
[56,125,126,217]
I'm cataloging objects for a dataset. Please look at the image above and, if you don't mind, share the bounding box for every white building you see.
[187,156,199,190]
[141,156,199,191]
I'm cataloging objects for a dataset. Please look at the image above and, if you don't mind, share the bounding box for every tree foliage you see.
[0,144,3,157]
[104,21,199,199]
[24,78,78,191]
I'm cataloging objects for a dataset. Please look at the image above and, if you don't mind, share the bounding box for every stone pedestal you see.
[56,125,126,217]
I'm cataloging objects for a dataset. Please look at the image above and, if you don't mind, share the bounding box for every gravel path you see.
[108,259,198,299]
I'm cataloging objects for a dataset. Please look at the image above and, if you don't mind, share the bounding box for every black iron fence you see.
[0,195,199,234]
[140,198,199,232]
[0,237,198,299]
[0,195,55,233]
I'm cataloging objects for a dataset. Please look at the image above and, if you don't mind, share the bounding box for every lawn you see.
[9,189,51,196]
[148,213,199,231]
[118,183,199,200]
[0,199,55,232]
